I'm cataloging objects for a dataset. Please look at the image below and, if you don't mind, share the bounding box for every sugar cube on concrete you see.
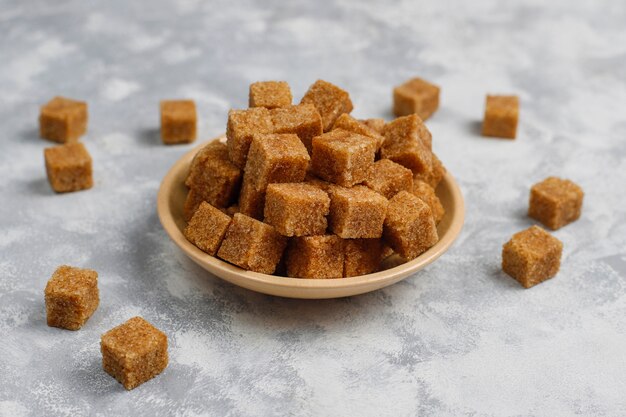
[270,104,323,152]
[286,235,345,279]
[249,81,292,109]
[44,142,93,193]
[393,77,440,120]
[482,95,519,139]
[381,115,432,176]
[39,96,88,143]
[332,113,384,151]
[343,239,383,277]
[217,213,287,274]
[311,129,377,187]
[226,108,274,168]
[184,201,232,255]
[412,180,445,224]
[185,141,242,212]
[364,159,413,200]
[264,183,330,237]
[101,317,168,390]
[160,100,197,144]
[301,79,353,131]
[502,225,562,288]
[44,265,99,330]
[329,185,388,238]
[383,191,438,259]
[528,177,584,230]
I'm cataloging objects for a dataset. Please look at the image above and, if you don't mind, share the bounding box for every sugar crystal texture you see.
[160,100,197,144]
[249,81,292,109]
[381,114,433,176]
[264,183,330,237]
[414,153,446,189]
[101,317,168,390]
[286,235,344,279]
[482,95,519,139]
[184,140,242,218]
[239,133,310,219]
[360,118,386,135]
[383,191,438,259]
[329,185,389,238]
[184,201,232,255]
[39,96,88,143]
[44,142,93,193]
[502,225,562,288]
[44,265,99,330]
[226,108,274,168]
[311,129,377,187]
[528,177,583,230]
[343,239,383,277]
[217,213,287,274]
[364,159,413,200]
[332,113,384,151]
[393,77,440,120]
[412,180,445,224]
[301,79,353,131]
[270,104,323,152]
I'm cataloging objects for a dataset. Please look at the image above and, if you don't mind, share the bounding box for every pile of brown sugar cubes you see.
[183,79,447,278]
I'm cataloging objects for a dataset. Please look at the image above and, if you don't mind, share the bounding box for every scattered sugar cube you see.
[329,185,389,238]
[160,100,197,144]
[264,183,330,237]
[482,95,519,139]
[184,201,232,255]
[528,177,584,230]
[286,235,344,279]
[39,96,88,143]
[217,213,287,274]
[45,265,99,330]
[249,81,292,109]
[301,79,353,131]
[101,317,168,390]
[383,191,438,259]
[393,77,440,120]
[44,142,93,193]
[502,226,562,288]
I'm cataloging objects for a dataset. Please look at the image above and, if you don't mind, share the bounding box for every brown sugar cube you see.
[185,141,242,210]
[264,183,330,237]
[249,81,292,109]
[238,133,310,219]
[383,191,438,260]
[364,159,413,200]
[44,265,99,331]
[412,180,445,224]
[183,189,204,222]
[528,177,584,230]
[305,174,337,194]
[311,129,377,187]
[414,153,446,189]
[360,118,386,135]
[39,96,88,143]
[300,79,354,131]
[184,201,232,255]
[393,77,440,120]
[329,185,389,238]
[285,235,344,279]
[217,213,287,274]
[343,239,383,277]
[381,115,433,176]
[270,104,323,152]
[482,95,519,139]
[44,142,93,193]
[226,108,274,168]
[332,113,384,151]
[502,226,563,288]
[101,317,168,390]
[160,100,197,144]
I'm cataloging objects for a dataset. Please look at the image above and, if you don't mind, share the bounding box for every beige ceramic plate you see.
[157,137,465,299]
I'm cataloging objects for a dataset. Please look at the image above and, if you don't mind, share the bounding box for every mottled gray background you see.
[1,1,625,416]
